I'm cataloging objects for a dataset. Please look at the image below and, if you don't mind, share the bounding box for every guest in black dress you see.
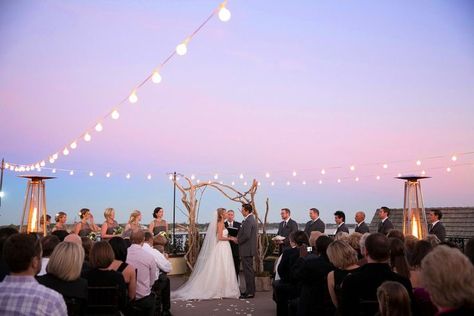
[108,236,137,300]
[37,242,88,315]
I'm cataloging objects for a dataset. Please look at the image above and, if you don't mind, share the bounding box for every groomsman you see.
[304,208,325,237]
[225,210,241,277]
[377,206,394,235]
[276,208,298,254]
[334,211,349,234]
[428,209,446,242]
[354,211,370,234]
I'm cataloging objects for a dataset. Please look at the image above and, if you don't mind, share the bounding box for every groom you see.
[236,203,257,299]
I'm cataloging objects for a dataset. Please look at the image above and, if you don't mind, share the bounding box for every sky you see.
[1,0,473,226]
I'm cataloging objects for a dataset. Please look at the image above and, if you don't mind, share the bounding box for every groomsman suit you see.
[428,221,446,242]
[304,218,325,236]
[355,221,370,234]
[225,220,241,277]
[237,212,257,297]
[335,222,349,235]
[277,218,299,254]
[377,218,394,235]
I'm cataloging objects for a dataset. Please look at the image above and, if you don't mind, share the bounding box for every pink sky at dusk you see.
[1,0,473,226]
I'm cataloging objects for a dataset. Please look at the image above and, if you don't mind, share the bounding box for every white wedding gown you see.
[171,227,240,300]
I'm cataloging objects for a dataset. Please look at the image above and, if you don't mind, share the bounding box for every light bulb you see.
[95,123,103,132]
[4,163,9,168]
[53,153,58,160]
[63,148,69,156]
[376,175,381,180]
[52,168,56,173]
[84,133,91,142]
[0,192,5,198]
[286,181,290,186]
[9,166,14,171]
[243,181,248,186]
[218,6,231,22]
[451,155,457,162]
[191,174,195,180]
[40,160,46,167]
[176,176,181,181]
[147,174,152,180]
[176,42,188,56]
[292,171,297,177]
[89,171,94,177]
[416,160,421,166]
[350,165,355,171]
[49,157,55,164]
[111,110,120,120]
[321,169,326,175]
[446,167,451,172]
[265,172,270,178]
[214,174,219,180]
[383,164,388,169]
[26,166,30,171]
[271,181,275,186]
[421,170,426,175]
[70,141,77,149]
[231,181,235,186]
[337,179,341,183]
[397,173,402,177]
[302,180,306,185]
[106,172,111,178]
[239,173,244,179]
[257,182,261,186]
[152,71,162,84]
[35,163,40,169]
[20,166,25,172]
[169,174,173,180]
[129,91,138,104]
[197,179,201,184]
[355,177,359,182]
[220,181,224,185]
[319,180,323,184]
[69,170,74,176]
[126,173,131,179]
[37,167,41,172]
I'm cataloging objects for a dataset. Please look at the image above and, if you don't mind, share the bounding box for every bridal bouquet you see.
[113,226,124,235]
[88,232,99,241]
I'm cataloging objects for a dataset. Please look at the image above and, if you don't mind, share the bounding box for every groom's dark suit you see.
[237,213,257,296]
[225,220,241,277]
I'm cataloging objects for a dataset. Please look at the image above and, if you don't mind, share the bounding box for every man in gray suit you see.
[428,209,446,242]
[304,208,325,237]
[236,203,257,299]
[354,211,370,234]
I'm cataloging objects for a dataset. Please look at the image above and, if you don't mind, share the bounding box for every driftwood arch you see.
[173,177,270,274]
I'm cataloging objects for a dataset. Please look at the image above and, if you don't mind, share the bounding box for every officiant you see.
[225,209,241,277]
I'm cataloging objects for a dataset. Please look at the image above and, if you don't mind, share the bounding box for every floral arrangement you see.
[158,231,169,238]
[113,226,124,235]
[88,232,99,241]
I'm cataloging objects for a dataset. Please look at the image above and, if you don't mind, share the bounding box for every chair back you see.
[87,285,121,315]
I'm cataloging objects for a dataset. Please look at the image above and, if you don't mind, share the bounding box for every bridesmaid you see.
[52,212,68,232]
[74,208,100,237]
[123,210,142,238]
[148,207,168,236]
[101,208,119,240]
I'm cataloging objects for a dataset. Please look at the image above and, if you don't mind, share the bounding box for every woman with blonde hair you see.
[122,210,142,238]
[74,208,100,237]
[101,208,119,240]
[52,211,68,232]
[327,240,360,312]
[149,207,168,235]
[377,281,411,316]
[37,242,88,312]
[421,246,474,315]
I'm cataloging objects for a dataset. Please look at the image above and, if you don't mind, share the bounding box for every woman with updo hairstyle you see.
[52,212,68,232]
[101,208,119,240]
[74,208,99,237]
[327,240,360,312]
[123,210,142,239]
[149,207,168,236]
[377,281,412,316]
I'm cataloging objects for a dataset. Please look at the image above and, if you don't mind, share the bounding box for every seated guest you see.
[327,240,360,313]
[84,241,127,312]
[404,234,419,263]
[81,236,93,263]
[409,240,436,316]
[292,235,335,316]
[126,230,157,315]
[0,233,67,315]
[421,246,474,315]
[64,233,82,245]
[334,232,349,241]
[74,208,100,237]
[38,235,60,276]
[51,229,69,242]
[52,211,68,232]
[424,234,441,248]
[37,242,88,315]
[357,233,370,266]
[340,233,413,316]
[389,238,410,279]
[387,229,405,242]
[108,236,137,300]
[0,226,18,282]
[153,234,168,253]
[347,232,363,259]
[377,281,412,316]
[274,231,309,316]
[144,231,172,316]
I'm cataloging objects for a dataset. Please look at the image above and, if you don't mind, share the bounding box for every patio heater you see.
[396,175,430,239]
[19,175,55,235]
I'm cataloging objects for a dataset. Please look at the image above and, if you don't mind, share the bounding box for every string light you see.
[176,39,189,56]
[355,177,359,182]
[239,173,244,179]
[191,174,195,180]
[40,160,46,167]
[111,110,120,120]
[214,174,219,180]
[321,169,326,175]
[89,171,94,177]
[49,157,55,164]
[106,172,111,178]
[52,168,56,173]
[416,160,422,166]
[52,153,58,160]
[292,171,297,177]
[446,167,451,172]
[128,91,138,104]
[69,170,74,176]
[95,123,103,132]
[337,179,341,183]
[243,181,248,186]
[376,175,380,180]
[265,172,270,178]
[319,180,323,184]
[383,164,388,169]
[421,170,426,175]
[70,142,77,149]
[271,181,275,186]
[397,173,402,177]
[197,179,201,184]
[147,174,152,180]
[26,166,30,171]
[84,133,92,142]
[231,181,235,186]
[350,165,355,171]
[126,173,131,179]
[302,180,306,185]
[218,2,231,22]
[286,181,290,186]
[152,71,162,84]
[451,155,457,162]
[169,174,173,180]
[63,148,69,156]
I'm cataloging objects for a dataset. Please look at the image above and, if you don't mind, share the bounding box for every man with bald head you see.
[354,211,370,234]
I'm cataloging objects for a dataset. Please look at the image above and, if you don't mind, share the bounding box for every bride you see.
[171,208,241,300]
